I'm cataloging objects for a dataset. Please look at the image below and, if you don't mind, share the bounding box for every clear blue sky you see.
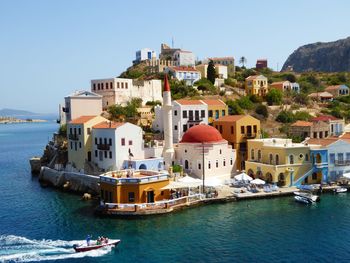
[1,0,349,113]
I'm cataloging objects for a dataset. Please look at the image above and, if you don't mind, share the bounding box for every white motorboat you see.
[334,187,347,193]
[294,195,312,204]
[294,191,320,202]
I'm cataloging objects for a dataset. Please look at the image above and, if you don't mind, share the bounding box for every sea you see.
[1,122,350,263]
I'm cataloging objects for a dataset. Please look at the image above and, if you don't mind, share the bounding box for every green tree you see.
[294,111,312,121]
[58,124,67,137]
[284,73,296,83]
[276,111,294,123]
[255,104,268,118]
[237,96,254,110]
[226,100,243,115]
[207,60,216,84]
[266,88,283,106]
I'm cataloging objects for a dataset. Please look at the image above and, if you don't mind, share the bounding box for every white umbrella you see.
[234,173,253,181]
[204,177,223,187]
[178,175,202,183]
[251,178,266,185]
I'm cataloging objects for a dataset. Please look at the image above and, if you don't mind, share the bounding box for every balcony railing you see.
[334,160,350,166]
[68,134,79,140]
[188,118,202,123]
[97,143,110,151]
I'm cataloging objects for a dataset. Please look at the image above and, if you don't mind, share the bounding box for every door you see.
[147,191,154,203]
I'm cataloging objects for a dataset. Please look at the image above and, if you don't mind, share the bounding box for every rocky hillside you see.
[282,37,350,72]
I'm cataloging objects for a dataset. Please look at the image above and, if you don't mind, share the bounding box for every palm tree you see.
[239,56,247,68]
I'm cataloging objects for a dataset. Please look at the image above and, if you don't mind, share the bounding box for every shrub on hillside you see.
[266,88,283,106]
[276,111,295,123]
[294,111,312,121]
[255,104,268,118]
[226,100,244,115]
[237,96,254,110]
[249,94,263,103]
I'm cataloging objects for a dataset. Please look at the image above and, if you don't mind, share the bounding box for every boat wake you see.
[0,235,112,262]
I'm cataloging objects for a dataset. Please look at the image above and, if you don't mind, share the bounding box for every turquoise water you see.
[1,123,350,262]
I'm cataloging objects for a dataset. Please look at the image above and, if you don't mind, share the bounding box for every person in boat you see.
[86,235,91,246]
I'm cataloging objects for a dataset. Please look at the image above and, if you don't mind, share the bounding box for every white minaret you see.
[162,74,175,170]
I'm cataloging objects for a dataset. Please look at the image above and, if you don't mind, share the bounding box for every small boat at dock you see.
[73,238,120,253]
[334,187,347,194]
[294,195,312,204]
[294,191,320,202]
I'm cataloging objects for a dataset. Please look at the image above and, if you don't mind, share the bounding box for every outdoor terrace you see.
[100,170,169,185]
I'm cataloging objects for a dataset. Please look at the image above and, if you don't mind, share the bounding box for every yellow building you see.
[67,115,108,171]
[245,75,268,97]
[213,115,261,171]
[202,99,228,125]
[245,138,313,187]
[99,170,170,204]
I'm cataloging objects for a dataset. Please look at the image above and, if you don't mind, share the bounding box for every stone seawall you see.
[39,167,100,194]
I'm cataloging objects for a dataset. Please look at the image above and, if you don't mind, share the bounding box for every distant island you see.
[0,108,57,124]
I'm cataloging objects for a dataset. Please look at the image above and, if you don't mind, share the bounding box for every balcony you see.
[187,118,202,123]
[334,160,350,166]
[68,134,79,140]
[244,133,256,139]
[97,144,110,151]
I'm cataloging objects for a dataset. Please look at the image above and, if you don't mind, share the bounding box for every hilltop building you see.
[245,75,268,97]
[325,84,349,97]
[204,57,235,75]
[61,91,102,124]
[91,78,162,109]
[173,50,195,67]
[133,48,156,64]
[308,91,333,102]
[270,81,300,93]
[256,59,268,69]
[213,115,261,171]
[165,67,201,86]
[311,115,344,137]
[196,64,228,79]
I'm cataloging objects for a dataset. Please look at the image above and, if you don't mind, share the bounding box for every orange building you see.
[213,115,261,170]
[99,170,170,204]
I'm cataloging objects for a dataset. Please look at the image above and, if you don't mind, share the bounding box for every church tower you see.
[162,74,175,170]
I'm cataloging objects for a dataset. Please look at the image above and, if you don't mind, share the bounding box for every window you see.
[109,151,112,159]
[215,110,219,119]
[70,128,72,135]
[174,110,177,116]
[121,82,124,89]
[129,140,133,145]
[79,142,82,148]
[208,110,213,117]
[208,161,211,169]
[230,158,233,165]
[198,163,201,170]
[269,154,273,164]
[223,159,226,166]
[110,82,113,89]
[95,138,97,145]
[183,125,187,132]
[313,132,317,138]
[95,150,97,157]
[258,150,262,161]
[222,110,225,116]
[98,83,100,90]
[241,126,245,134]
[174,125,178,130]
[104,151,107,158]
[93,83,96,90]
[104,138,107,145]
[289,155,294,164]
[201,110,205,118]
[101,83,104,89]
[231,126,234,134]
[253,125,257,133]
[251,149,255,160]
[74,128,77,134]
[117,82,120,89]
[99,138,102,144]
[74,142,77,151]
[346,153,350,161]
[312,173,317,180]
[276,154,279,165]
[216,160,219,168]
[121,138,125,146]
[128,192,135,202]
[125,83,128,89]
[325,131,329,137]
[106,82,109,89]
[183,111,187,118]
[109,138,112,146]
[87,128,91,135]
[70,141,73,149]
[330,153,335,164]
[220,149,222,154]
[338,153,344,163]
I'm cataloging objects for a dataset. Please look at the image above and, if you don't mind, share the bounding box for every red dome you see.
[180,124,224,143]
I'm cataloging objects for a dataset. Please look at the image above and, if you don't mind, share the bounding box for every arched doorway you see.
[247,169,255,179]
[185,160,189,170]
[278,173,286,186]
[265,172,273,183]
[139,164,147,170]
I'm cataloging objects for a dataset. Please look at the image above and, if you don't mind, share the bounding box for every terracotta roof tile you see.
[311,115,340,122]
[175,99,205,105]
[305,138,338,146]
[308,92,333,98]
[93,121,125,129]
[69,116,98,124]
[215,115,245,122]
[201,99,226,106]
[340,133,350,139]
[325,85,342,91]
[291,120,313,127]
[171,66,199,72]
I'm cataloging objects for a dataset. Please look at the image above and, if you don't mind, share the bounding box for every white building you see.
[134,48,156,64]
[91,78,162,109]
[153,99,208,143]
[62,91,103,124]
[270,81,300,93]
[165,67,201,86]
[175,124,236,183]
[92,121,145,171]
[173,50,195,67]
[195,64,228,80]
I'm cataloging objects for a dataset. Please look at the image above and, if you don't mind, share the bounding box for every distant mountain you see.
[282,37,350,72]
[0,108,57,120]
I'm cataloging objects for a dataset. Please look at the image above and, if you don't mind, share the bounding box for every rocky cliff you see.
[282,37,350,72]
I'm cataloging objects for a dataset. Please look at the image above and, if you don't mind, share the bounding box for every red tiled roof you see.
[308,92,333,98]
[246,75,266,80]
[311,115,340,122]
[171,66,199,72]
[175,99,205,105]
[215,115,245,122]
[305,138,338,146]
[340,133,350,139]
[325,85,342,91]
[93,121,125,129]
[201,99,226,106]
[291,120,313,127]
[69,116,97,124]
